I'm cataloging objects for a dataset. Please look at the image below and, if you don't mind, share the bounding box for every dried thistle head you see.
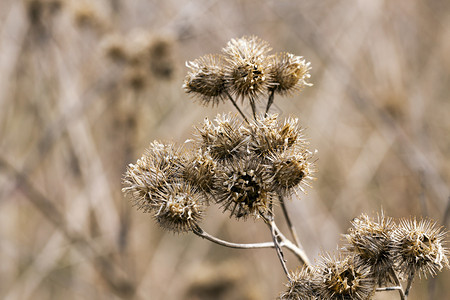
[317,253,375,300]
[279,266,320,300]
[122,160,165,213]
[213,156,274,219]
[195,113,246,162]
[184,54,227,106]
[152,181,207,233]
[122,141,184,212]
[142,141,187,176]
[223,36,272,100]
[269,53,312,96]
[267,149,315,197]
[183,148,217,194]
[243,114,306,157]
[343,213,397,286]
[393,218,449,279]
[122,141,208,232]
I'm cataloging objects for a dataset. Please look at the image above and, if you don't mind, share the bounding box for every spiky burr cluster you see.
[123,113,315,231]
[280,213,449,299]
[123,36,315,231]
[183,36,311,117]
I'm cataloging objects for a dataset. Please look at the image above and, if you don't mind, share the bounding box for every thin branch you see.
[267,218,291,280]
[279,195,301,247]
[376,286,403,292]
[388,267,406,300]
[265,89,275,116]
[249,97,257,120]
[191,224,308,266]
[192,225,275,249]
[225,91,248,123]
[271,219,311,266]
[404,269,416,298]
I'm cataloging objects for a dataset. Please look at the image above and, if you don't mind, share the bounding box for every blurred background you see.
[1,0,449,299]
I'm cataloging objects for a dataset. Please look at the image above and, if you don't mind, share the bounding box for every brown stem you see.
[266,218,291,280]
[192,224,306,262]
[270,219,310,266]
[192,225,276,249]
[249,97,257,120]
[376,286,403,292]
[279,195,301,248]
[265,89,275,116]
[404,269,416,298]
[389,267,406,300]
[225,91,248,123]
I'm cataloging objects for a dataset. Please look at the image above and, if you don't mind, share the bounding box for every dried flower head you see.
[195,113,246,161]
[223,36,272,100]
[243,114,305,157]
[152,181,207,233]
[122,142,188,213]
[143,141,187,176]
[267,149,315,197]
[184,54,227,106]
[123,142,208,233]
[213,157,274,219]
[317,253,375,300]
[393,218,449,279]
[269,53,312,96]
[280,266,320,300]
[183,148,217,194]
[343,213,397,286]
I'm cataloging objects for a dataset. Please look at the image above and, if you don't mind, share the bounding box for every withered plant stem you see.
[192,225,275,249]
[267,217,291,281]
[279,195,302,249]
[404,269,416,298]
[389,267,406,300]
[269,218,311,266]
[225,91,248,123]
[265,89,275,116]
[376,286,403,292]
[192,224,309,265]
[249,97,257,120]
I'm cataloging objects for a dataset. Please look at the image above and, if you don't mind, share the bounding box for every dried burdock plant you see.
[122,36,448,299]
[194,113,246,162]
[393,218,449,296]
[222,36,272,106]
[280,266,320,300]
[316,253,375,300]
[268,52,312,96]
[184,54,228,106]
[213,156,274,220]
[343,213,398,286]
